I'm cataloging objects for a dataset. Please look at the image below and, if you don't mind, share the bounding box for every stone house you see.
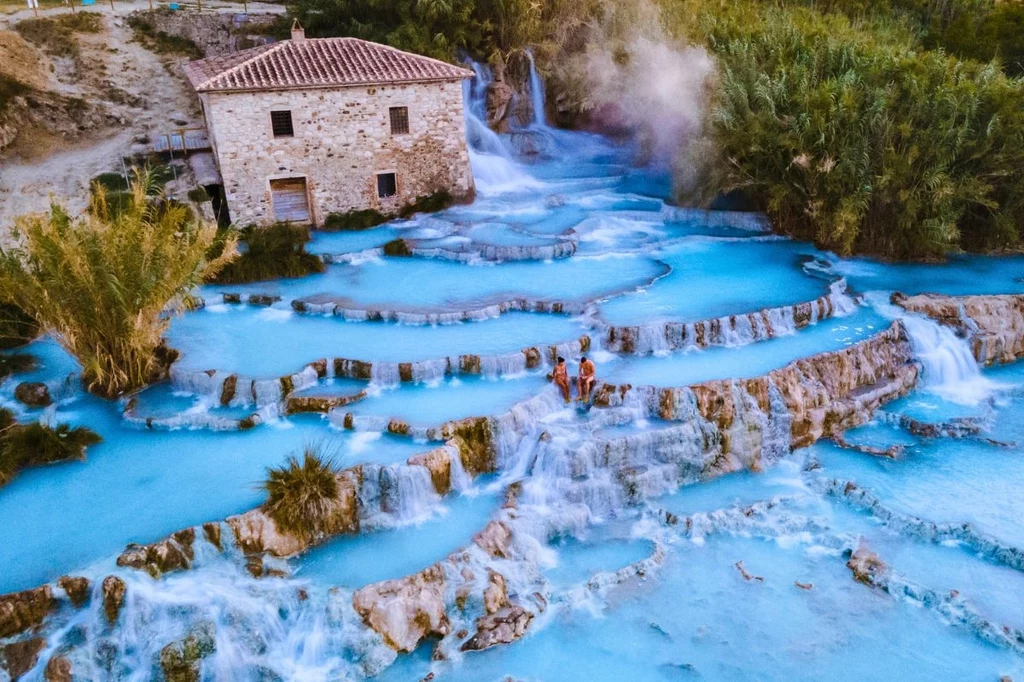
[183,26,475,226]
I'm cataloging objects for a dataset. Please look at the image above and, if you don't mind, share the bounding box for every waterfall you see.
[362,464,441,528]
[900,314,999,405]
[525,50,547,128]
[867,292,998,405]
[462,59,542,194]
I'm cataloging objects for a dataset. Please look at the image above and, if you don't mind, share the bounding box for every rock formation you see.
[117,528,195,578]
[13,382,50,407]
[0,637,45,680]
[101,576,126,625]
[0,586,54,639]
[893,292,1024,365]
[460,604,533,652]
[44,655,72,682]
[159,621,216,682]
[352,565,450,652]
[56,576,90,608]
[596,322,917,477]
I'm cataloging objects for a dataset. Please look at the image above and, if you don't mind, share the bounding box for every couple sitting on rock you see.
[552,355,596,405]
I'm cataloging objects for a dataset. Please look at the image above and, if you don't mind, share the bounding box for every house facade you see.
[183,28,475,226]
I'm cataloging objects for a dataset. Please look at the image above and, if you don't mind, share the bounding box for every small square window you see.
[389,106,409,135]
[270,110,294,137]
[377,172,397,199]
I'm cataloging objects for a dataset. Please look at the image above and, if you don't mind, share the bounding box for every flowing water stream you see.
[2,60,1024,682]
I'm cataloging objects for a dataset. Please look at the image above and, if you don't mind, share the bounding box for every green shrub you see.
[92,172,131,193]
[0,173,237,398]
[382,238,413,257]
[211,223,325,284]
[0,76,32,116]
[15,12,103,60]
[0,353,36,381]
[322,209,388,231]
[0,409,101,488]
[0,303,39,349]
[187,187,212,203]
[399,190,455,218]
[262,446,341,541]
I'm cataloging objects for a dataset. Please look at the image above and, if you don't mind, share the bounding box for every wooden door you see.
[270,177,310,223]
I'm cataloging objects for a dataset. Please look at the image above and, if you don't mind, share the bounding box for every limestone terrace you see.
[183,37,475,94]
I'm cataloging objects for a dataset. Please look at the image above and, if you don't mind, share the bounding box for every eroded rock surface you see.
[352,565,449,652]
[0,637,45,680]
[847,546,888,586]
[0,586,54,639]
[101,576,126,625]
[460,604,533,652]
[117,528,196,578]
[56,576,91,608]
[893,292,1024,365]
[408,447,453,496]
[159,621,216,682]
[13,382,51,407]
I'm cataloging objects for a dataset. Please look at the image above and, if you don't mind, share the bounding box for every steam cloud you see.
[581,1,716,195]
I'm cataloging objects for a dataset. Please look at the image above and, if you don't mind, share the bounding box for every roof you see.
[183,37,474,94]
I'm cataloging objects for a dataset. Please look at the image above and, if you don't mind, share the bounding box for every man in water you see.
[577,355,596,404]
[552,356,571,404]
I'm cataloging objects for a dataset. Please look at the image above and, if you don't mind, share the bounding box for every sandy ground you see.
[0,0,285,240]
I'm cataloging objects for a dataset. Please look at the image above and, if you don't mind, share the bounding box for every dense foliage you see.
[667,0,1024,258]
[262,446,341,542]
[0,175,236,398]
[211,223,325,284]
[0,409,101,488]
[796,0,1024,76]
[287,0,593,62]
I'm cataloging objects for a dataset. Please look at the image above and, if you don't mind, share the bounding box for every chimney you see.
[291,18,305,42]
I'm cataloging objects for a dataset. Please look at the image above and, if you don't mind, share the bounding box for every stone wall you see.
[203,79,474,226]
[133,10,279,58]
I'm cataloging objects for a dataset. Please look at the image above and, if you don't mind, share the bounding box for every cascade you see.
[462,60,542,193]
[525,50,547,128]
[869,292,999,405]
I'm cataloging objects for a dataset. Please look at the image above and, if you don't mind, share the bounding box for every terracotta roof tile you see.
[183,37,473,93]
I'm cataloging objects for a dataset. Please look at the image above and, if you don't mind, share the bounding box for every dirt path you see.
[0,0,284,240]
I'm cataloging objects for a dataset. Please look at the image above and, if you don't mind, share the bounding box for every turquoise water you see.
[346,375,549,427]
[599,238,830,325]
[825,253,1024,296]
[200,253,667,310]
[296,490,500,588]
[2,68,1023,682]
[167,307,586,377]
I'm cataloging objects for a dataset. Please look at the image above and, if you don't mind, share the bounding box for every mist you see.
[580,0,716,195]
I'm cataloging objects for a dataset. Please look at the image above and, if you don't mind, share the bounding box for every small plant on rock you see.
[262,445,341,542]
